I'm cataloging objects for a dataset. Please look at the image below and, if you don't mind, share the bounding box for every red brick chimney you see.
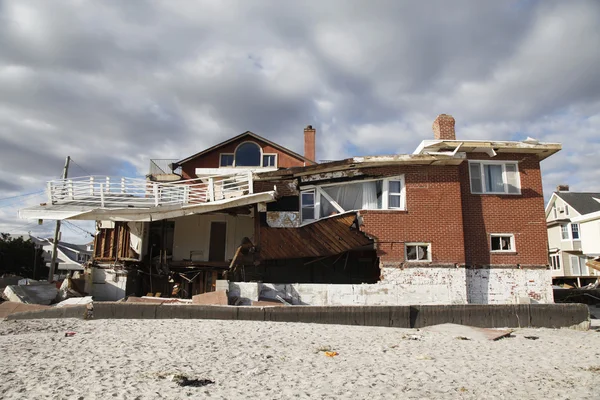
[304,125,316,163]
[432,114,456,141]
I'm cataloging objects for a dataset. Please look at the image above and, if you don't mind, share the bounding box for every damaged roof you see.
[414,139,561,160]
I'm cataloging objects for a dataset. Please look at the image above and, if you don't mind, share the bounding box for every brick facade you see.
[180,136,306,179]
[354,154,547,268]
[359,165,466,266]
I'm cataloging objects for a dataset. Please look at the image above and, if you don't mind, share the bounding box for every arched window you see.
[235,142,261,166]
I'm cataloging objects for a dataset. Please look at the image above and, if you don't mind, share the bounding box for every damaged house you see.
[19,115,561,305]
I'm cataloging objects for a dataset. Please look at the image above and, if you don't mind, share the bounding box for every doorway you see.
[209,221,227,262]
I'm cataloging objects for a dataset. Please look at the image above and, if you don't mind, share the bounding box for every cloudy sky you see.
[1,0,599,243]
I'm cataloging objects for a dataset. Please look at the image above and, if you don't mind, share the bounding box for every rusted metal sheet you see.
[259,212,373,260]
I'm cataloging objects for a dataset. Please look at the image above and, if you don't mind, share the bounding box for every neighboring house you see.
[545,188,600,286]
[19,115,562,304]
[6,234,92,273]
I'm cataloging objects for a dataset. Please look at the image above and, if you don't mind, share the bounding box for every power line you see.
[0,191,45,202]
[69,158,92,176]
[63,221,95,237]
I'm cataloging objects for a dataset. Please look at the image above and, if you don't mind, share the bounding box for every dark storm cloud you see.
[0,0,599,241]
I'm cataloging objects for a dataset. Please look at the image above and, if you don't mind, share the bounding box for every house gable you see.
[177,131,312,179]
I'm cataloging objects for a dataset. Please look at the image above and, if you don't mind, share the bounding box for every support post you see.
[153,183,159,206]
[208,177,215,202]
[100,183,105,207]
[89,176,94,196]
[49,156,70,282]
[247,171,254,194]
[47,182,53,204]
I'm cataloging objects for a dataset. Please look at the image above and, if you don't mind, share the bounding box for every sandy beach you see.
[0,318,599,399]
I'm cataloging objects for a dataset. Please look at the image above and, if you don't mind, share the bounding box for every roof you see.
[413,139,561,160]
[256,153,464,181]
[555,192,600,215]
[175,131,314,166]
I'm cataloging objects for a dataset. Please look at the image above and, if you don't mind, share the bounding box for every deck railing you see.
[47,172,253,208]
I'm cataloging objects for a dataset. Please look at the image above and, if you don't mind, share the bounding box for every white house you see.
[545,186,600,286]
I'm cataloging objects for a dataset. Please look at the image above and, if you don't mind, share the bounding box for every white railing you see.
[47,172,253,208]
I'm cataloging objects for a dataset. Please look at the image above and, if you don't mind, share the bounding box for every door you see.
[209,221,227,262]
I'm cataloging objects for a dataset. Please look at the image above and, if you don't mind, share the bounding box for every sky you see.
[1,0,600,244]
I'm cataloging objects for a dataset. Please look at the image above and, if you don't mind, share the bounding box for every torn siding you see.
[300,169,364,183]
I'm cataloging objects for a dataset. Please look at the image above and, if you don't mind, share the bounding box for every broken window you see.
[300,176,404,222]
[469,161,520,194]
[235,142,261,166]
[262,154,277,167]
[220,154,234,167]
[301,190,315,221]
[405,243,431,262]
[490,234,514,252]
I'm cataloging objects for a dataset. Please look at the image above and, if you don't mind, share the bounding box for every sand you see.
[1,318,599,399]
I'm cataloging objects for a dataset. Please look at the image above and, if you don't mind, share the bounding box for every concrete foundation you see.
[229,266,553,306]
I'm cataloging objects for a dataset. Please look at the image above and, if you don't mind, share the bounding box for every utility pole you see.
[48,156,70,282]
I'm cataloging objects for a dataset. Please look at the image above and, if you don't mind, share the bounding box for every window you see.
[235,142,261,166]
[570,255,582,275]
[561,224,569,240]
[469,161,520,194]
[565,205,569,216]
[301,190,315,221]
[262,154,277,167]
[550,254,561,270]
[388,180,403,209]
[490,234,515,252]
[571,223,580,240]
[552,206,557,219]
[220,154,234,167]
[299,176,405,222]
[405,243,431,262]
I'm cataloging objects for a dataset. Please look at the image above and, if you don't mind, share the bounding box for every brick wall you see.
[359,165,466,265]
[460,153,548,267]
[180,137,306,179]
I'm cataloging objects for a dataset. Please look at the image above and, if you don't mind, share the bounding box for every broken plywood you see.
[421,323,513,341]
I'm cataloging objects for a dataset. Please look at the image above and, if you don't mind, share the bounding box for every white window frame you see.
[385,178,405,209]
[219,153,234,167]
[300,190,317,222]
[560,224,570,240]
[468,160,521,195]
[232,141,263,167]
[262,153,278,168]
[299,175,406,223]
[405,243,432,262]
[565,205,569,216]
[550,253,561,270]
[490,233,516,253]
[552,206,557,219]
[571,223,580,240]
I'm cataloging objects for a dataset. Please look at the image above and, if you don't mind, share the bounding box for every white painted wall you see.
[89,268,127,301]
[466,268,553,304]
[580,219,600,257]
[172,213,254,261]
[229,267,553,305]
